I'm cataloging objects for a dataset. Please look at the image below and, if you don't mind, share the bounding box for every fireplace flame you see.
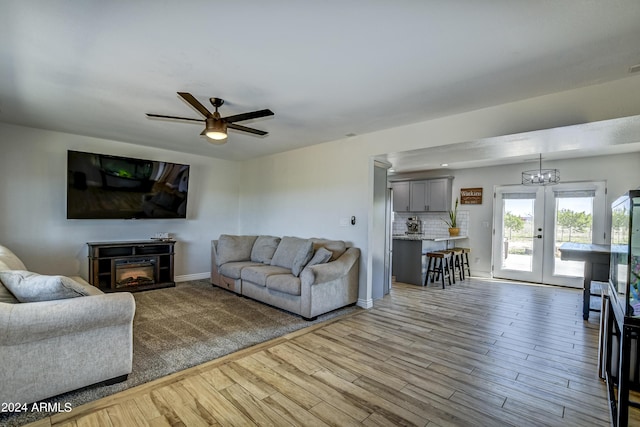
[116,263,155,288]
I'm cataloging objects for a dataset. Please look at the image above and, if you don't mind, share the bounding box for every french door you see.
[492,181,606,287]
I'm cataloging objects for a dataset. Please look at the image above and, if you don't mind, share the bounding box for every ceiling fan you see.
[146,92,274,144]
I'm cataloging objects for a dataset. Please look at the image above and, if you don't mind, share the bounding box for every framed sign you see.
[460,187,483,205]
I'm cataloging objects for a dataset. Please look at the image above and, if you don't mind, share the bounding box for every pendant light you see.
[521,154,560,185]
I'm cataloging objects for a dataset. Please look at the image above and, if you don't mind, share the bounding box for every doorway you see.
[371,161,392,300]
[492,181,606,287]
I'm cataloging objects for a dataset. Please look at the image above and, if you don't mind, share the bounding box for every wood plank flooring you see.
[29,278,620,427]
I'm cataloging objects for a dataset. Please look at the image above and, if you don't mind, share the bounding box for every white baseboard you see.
[357,298,373,309]
[175,272,211,283]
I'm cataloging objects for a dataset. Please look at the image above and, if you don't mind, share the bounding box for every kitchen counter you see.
[392,236,468,286]
[393,234,468,242]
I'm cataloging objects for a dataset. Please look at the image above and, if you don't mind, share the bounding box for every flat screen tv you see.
[67,150,190,219]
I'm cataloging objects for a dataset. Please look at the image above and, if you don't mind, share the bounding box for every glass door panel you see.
[552,196,591,276]
[542,182,606,287]
[493,186,544,283]
[501,198,535,272]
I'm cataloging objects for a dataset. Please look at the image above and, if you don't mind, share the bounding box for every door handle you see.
[535,235,542,239]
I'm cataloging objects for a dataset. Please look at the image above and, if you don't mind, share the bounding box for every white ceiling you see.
[2,1,640,166]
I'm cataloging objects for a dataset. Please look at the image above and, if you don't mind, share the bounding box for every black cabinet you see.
[88,240,175,292]
[603,191,640,426]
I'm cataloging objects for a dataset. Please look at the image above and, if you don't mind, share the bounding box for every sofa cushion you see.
[271,237,311,270]
[311,239,347,261]
[0,271,98,302]
[251,236,281,264]
[291,240,314,277]
[68,276,104,296]
[241,265,291,287]
[266,274,301,296]
[217,235,258,266]
[219,261,264,280]
[305,247,333,268]
[0,245,27,271]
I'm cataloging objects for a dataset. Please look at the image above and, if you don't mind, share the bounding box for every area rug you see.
[0,280,358,427]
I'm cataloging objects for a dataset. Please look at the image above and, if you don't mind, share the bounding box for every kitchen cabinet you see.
[392,178,452,213]
[427,179,450,211]
[391,181,411,212]
[409,178,451,212]
[409,181,428,212]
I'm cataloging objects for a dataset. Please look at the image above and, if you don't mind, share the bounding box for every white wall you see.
[0,123,241,280]
[238,74,640,305]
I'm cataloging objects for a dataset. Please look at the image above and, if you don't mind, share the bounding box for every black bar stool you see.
[443,248,465,282]
[457,247,471,278]
[425,251,452,288]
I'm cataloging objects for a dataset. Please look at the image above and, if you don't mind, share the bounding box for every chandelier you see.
[521,154,560,185]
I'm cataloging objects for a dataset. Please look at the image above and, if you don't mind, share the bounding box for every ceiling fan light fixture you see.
[205,130,227,140]
[204,118,227,143]
[148,93,273,145]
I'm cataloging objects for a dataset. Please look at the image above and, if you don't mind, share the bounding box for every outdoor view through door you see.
[492,181,606,287]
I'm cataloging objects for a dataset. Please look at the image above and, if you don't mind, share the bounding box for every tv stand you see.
[88,240,175,292]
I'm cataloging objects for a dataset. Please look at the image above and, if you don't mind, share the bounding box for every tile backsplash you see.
[393,211,469,238]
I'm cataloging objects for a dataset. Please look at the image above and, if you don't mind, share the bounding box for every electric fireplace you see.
[115,258,156,288]
[87,240,175,292]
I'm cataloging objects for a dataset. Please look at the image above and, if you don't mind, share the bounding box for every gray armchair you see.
[0,245,135,404]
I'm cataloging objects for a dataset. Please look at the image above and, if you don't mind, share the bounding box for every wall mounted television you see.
[67,150,190,219]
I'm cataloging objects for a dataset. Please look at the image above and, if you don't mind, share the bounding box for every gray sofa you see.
[0,244,135,405]
[211,235,359,320]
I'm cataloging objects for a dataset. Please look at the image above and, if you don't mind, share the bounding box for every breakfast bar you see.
[392,235,468,285]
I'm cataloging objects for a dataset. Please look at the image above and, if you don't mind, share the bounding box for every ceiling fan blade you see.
[146,113,205,123]
[227,123,268,136]
[177,92,212,118]
[224,109,274,123]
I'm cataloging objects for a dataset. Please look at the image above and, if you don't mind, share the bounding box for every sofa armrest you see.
[300,247,360,286]
[211,240,222,286]
[0,293,136,346]
[211,240,219,267]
